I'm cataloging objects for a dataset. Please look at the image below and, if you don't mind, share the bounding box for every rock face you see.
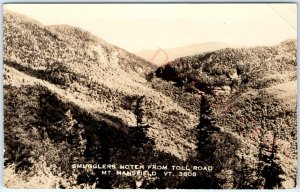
[3,9,297,189]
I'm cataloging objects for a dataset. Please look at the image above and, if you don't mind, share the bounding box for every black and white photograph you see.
[2,3,297,189]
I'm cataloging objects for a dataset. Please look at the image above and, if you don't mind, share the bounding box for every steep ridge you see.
[156,40,296,92]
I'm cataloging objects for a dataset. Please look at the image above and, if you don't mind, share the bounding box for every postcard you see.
[3,3,297,189]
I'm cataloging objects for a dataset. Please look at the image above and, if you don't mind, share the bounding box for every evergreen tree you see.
[255,104,285,189]
[182,92,224,189]
[197,92,219,156]
[131,95,151,146]
[186,92,241,189]
[260,132,284,189]
[127,95,157,188]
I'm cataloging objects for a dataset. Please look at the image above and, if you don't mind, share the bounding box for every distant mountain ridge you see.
[136,42,243,66]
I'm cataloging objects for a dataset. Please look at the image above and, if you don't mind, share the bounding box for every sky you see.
[4,3,297,52]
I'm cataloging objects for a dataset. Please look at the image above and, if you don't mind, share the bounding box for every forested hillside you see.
[154,40,297,188]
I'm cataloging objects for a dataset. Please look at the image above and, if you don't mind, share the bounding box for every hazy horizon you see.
[4,4,297,52]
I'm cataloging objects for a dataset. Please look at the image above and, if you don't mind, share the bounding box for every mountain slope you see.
[3,9,200,161]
